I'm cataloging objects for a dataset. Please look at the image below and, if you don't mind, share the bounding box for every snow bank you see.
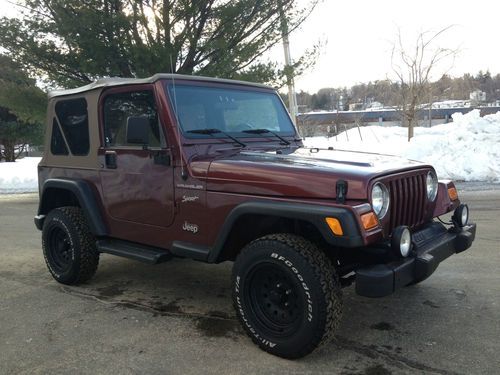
[304,110,500,182]
[0,111,498,195]
[0,157,41,194]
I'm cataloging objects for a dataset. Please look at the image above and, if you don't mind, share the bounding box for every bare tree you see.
[391,27,458,141]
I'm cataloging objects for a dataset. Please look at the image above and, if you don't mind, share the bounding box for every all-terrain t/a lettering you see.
[271,252,313,322]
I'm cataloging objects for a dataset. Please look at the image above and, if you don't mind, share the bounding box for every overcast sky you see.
[287,0,500,92]
[1,0,498,93]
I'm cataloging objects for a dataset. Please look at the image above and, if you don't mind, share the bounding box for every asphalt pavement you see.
[0,186,499,374]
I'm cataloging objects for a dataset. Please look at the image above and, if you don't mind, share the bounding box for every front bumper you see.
[355,222,476,297]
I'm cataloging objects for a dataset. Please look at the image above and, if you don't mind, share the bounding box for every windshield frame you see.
[163,80,298,140]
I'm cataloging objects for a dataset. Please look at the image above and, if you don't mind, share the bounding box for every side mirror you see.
[126,116,150,145]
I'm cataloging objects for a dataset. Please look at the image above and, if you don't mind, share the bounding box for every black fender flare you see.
[207,201,364,263]
[35,178,107,236]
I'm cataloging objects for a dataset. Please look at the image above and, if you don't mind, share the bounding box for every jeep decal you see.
[182,221,199,234]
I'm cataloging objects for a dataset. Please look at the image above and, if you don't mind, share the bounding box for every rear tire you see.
[232,234,342,359]
[42,207,99,285]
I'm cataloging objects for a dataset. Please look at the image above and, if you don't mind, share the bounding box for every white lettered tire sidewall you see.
[232,234,341,358]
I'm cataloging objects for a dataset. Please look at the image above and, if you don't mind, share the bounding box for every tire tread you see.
[233,233,342,358]
[42,206,99,284]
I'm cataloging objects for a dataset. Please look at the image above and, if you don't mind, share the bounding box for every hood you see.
[205,148,430,199]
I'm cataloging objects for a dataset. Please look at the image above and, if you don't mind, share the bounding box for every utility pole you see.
[278,0,298,124]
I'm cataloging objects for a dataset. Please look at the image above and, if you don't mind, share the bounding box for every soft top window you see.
[102,90,162,148]
[50,118,69,156]
[55,98,90,155]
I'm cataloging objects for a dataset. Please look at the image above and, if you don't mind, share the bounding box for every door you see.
[99,86,175,228]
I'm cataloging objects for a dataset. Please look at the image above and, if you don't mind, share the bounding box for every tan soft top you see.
[48,73,273,99]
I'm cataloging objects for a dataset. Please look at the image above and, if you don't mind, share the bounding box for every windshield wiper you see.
[187,128,246,147]
[242,128,291,145]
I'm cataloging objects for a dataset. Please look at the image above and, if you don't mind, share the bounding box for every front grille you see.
[388,172,427,231]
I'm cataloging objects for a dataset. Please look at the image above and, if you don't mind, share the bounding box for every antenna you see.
[169,55,187,180]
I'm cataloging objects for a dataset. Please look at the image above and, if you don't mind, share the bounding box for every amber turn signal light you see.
[448,187,458,201]
[361,212,379,230]
[325,217,343,236]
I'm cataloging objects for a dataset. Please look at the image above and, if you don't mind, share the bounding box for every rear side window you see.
[50,118,69,155]
[103,90,162,147]
[55,98,90,155]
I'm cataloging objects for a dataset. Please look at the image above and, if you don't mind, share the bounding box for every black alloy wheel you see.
[46,226,73,274]
[232,233,342,359]
[246,263,303,337]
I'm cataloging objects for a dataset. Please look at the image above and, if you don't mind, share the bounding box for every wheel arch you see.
[208,201,363,263]
[35,178,107,236]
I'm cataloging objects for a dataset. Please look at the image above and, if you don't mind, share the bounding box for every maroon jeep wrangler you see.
[35,74,476,358]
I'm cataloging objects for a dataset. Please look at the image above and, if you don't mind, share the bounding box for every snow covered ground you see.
[304,110,500,182]
[0,110,499,194]
[0,157,41,194]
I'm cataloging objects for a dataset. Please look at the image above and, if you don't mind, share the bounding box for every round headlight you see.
[399,228,412,257]
[391,226,412,257]
[371,183,390,218]
[461,206,469,225]
[426,171,438,201]
[453,204,469,227]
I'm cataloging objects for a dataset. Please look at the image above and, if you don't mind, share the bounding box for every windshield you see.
[165,83,296,138]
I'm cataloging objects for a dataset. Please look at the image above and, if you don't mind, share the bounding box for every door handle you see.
[105,150,117,169]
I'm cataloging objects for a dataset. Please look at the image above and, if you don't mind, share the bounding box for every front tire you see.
[42,207,99,285]
[232,234,342,359]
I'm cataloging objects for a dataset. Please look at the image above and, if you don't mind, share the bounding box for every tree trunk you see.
[407,119,414,141]
[3,141,16,162]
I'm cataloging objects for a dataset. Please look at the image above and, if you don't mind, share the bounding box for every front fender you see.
[433,180,460,217]
[208,200,364,263]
